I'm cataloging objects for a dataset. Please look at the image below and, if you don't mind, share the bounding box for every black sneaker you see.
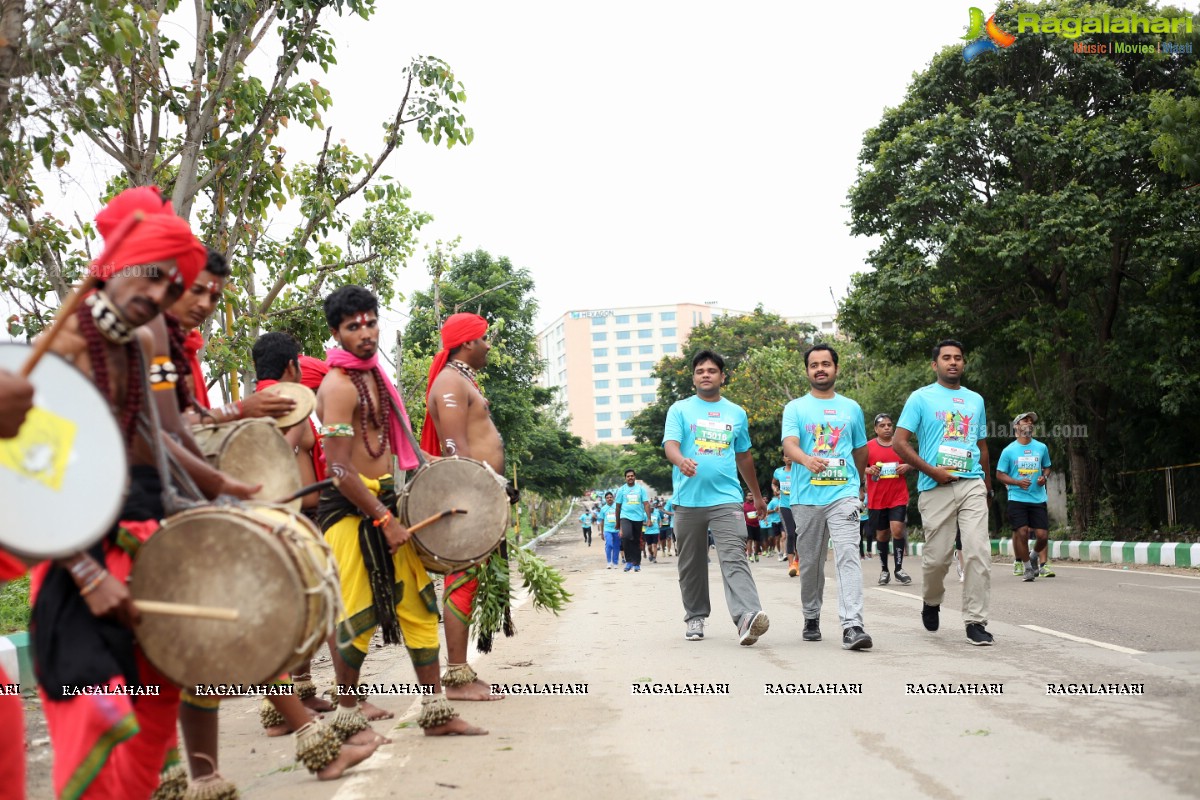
[965,623,994,646]
[842,626,873,651]
[802,618,822,641]
[921,603,940,632]
[895,568,912,585]
[878,569,890,585]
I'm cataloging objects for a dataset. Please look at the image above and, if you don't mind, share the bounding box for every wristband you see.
[373,511,393,528]
[80,571,109,597]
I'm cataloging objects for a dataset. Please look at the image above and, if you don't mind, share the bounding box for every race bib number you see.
[747,511,758,519]
[781,478,791,494]
[1016,456,1040,477]
[694,418,733,456]
[812,458,849,485]
[878,462,899,479]
[935,445,974,473]
[625,490,640,505]
[605,511,616,524]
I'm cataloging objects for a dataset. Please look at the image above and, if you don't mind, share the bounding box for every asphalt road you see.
[23,530,1200,799]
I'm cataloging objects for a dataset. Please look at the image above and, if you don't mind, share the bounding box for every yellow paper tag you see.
[0,406,78,491]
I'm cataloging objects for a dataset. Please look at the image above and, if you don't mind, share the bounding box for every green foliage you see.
[515,416,600,499]
[1151,63,1200,181]
[0,575,30,635]
[844,0,1200,530]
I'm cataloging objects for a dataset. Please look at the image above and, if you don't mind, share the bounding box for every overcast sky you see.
[19,0,1200,346]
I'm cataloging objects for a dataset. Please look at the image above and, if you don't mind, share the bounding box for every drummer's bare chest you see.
[55,320,133,410]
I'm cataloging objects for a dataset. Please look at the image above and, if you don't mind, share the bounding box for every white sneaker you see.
[685,618,705,641]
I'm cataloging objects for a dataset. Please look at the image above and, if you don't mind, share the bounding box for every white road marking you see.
[1020,624,1143,655]
[874,587,923,602]
[1037,563,1200,581]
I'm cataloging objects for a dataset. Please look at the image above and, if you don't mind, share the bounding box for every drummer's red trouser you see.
[0,552,26,799]
[444,570,478,624]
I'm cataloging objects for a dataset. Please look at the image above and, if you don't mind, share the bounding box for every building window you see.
[663,343,678,354]
[822,321,834,330]
[639,361,654,370]
[617,362,633,372]
[594,380,609,389]
[593,347,608,357]
[615,314,630,324]
[594,364,609,374]
[640,377,656,387]
[621,427,634,437]
[636,313,651,323]
[620,411,634,421]
[596,412,611,422]
[616,346,632,356]
[592,332,607,342]
[596,396,611,406]
[660,327,676,338]
[557,354,566,367]
[597,428,612,439]
[618,378,634,388]
[592,316,607,326]
[660,311,676,321]
[637,329,652,339]
[640,393,655,402]
[638,345,654,354]
[616,330,631,340]
[619,394,634,403]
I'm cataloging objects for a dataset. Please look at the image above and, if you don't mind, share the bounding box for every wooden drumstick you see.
[134,600,240,621]
[406,508,467,533]
[274,478,335,505]
[21,210,146,377]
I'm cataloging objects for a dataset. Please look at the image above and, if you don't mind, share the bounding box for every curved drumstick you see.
[21,210,146,377]
[134,600,239,621]
[274,477,336,505]
[407,508,467,533]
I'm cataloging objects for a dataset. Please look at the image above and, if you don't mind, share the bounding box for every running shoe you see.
[1013,561,1025,576]
[895,568,912,585]
[788,558,799,578]
[965,623,994,646]
[1040,565,1056,578]
[922,603,940,632]
[738,611,770,646]
[878,569,890,586]
[685,618,704,641]
[624,563,632,572]
[778,554,787,562]
[842,626,873,651]
[634,565,641,572]
[802,618,821,642]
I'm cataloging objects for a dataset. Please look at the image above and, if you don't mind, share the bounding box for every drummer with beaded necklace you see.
[316,285,485,736]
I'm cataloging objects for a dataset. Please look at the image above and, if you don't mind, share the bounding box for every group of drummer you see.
[0,187,513,799]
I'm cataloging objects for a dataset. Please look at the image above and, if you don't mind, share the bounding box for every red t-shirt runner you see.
[866,438,909,510]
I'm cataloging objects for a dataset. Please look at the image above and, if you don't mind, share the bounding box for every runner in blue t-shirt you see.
[579,508,593,546]
[894,339,996,646]
[662,349,770,646]
[765,486,782,557]
[781,343,872,651]
[644,505,662,563]
[615,469,650,572]
[773,455,799,571]
[660,498,676,557]
[996,412,1054,580]
[599,492,620,568]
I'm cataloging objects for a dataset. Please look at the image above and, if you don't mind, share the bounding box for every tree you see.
[844,0,1200,531]
[2,1,471,398]
[1151,63,1200,183]
[628,308,818,490]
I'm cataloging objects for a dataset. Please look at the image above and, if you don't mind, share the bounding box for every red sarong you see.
[0,553,26,800]
[444,570,478,624]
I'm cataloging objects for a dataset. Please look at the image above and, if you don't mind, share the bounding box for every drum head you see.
[192,419,302,510]
[131,507,307,686]
[403,458,509,572]
[0,343,127,559]
[262,383,316,429]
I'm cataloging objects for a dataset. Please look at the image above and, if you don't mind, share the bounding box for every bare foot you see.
[359,701,394,721]
[346,727,391,746]
[303,694,336,713]
[423,717,488,736]
[316,742,379,780]
[445,678,503,701]
[265,707,320,737]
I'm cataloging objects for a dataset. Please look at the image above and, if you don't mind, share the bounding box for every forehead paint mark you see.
[352,313,371,326]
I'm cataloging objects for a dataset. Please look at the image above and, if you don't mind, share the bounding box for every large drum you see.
[400,457,509,573]
[0,343,126,559]
[130,503,340,687]
[191,418,302,510]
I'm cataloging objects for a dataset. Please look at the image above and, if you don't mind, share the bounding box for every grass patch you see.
[0,575,30,635]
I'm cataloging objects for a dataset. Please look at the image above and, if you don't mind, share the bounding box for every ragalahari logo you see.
[962,7,1016,61]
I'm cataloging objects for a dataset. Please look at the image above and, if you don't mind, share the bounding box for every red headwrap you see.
[298,355,330,391]
[420,313,489,455]
[90,187,206,290]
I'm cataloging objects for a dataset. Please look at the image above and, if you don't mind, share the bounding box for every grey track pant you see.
[792,496,865,630]
[674,503,763,627]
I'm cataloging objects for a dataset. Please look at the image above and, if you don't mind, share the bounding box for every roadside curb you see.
[882,539,1199,568]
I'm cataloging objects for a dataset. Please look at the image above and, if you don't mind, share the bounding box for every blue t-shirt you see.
[781,393,868,506]
[617,483,649,521]
[661,499,674,528]
[579,512,591,528]
[646,509,661,533]
[599,502,618,532]
[663,395,752,507]
[896,382,988,492]
[772,465,792,502]
[766,497,782,526]
[997,439,1052,504]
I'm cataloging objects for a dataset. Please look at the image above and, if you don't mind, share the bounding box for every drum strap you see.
[134,349,205,514]
[385,392,427,469]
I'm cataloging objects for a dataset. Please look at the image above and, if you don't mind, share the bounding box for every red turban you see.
[90,188,206,290]
[298,355,330,391]
[420,313,489,455]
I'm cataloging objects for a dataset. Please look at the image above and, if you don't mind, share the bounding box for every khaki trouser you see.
[918,479,990,625]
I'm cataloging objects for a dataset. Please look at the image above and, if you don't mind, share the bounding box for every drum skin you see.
[130,504,336,687]
[401,457,509,573]
[191,419,302,510]
[0,343,127,559]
